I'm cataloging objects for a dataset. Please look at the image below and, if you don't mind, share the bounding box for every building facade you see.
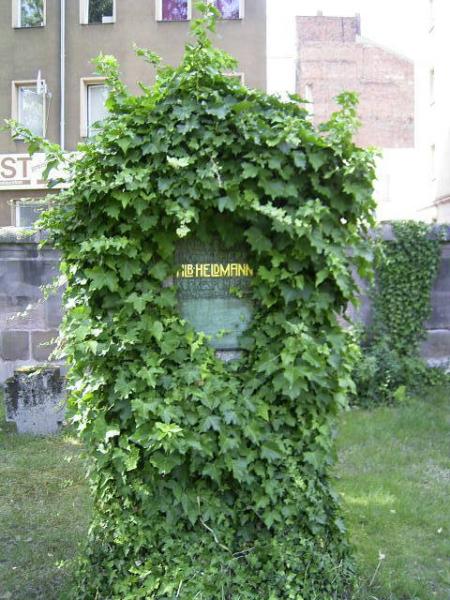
[417,0,450,222]
[293,13,417,222]
[296,15,414,149]
[0,0,267,226]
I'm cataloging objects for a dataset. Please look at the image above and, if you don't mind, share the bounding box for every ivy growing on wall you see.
[354,221,444,406]
[374,221,441,355]
[15,4,377,598]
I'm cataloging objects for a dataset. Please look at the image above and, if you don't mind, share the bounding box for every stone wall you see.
[349,224,450,367]
[0,228,62,382]
[1,226,450,383]
[423,240,450,365]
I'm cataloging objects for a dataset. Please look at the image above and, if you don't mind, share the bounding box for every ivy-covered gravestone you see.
[37,4,376,598]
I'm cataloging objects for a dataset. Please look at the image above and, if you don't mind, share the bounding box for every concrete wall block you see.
[45,292,64,329]
[1,330,30,360]
[0,259,59,295]
[0,295,47,331]
[432,252,450,292]
[427,291,450,329]
[31,330,58,362]
[38,247,60,261]
[0,244,38,259]
[421,330,450,363]
[0,261,44,298]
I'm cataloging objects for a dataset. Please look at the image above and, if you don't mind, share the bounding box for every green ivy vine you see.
[354,221,445,406]
[17,4,377,598]
[374,221,441,355]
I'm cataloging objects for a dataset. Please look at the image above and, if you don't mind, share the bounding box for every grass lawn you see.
[0,390,449,599]
[335,389,450,600]
[0,408,90,600]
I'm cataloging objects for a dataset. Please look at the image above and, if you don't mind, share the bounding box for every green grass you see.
[0,391,448,599]
[335,390,450,600]
[0,406,90,600]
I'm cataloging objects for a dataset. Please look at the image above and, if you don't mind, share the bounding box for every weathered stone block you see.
[4,366,66,435]
[0,330,29,360]
[432,249,450,292]
[31,330,58,361]
[0,261,43,298]
[0,244,38,259]
[421,330,450,364]
[427,292,450,329]
[45,293,64,329]
[0,296,47,331]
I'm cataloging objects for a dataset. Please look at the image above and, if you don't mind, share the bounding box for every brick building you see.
[296,14,414,150]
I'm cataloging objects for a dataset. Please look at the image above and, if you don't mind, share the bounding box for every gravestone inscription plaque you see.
[175,240,254,351]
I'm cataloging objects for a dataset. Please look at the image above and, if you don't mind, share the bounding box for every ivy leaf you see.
[293,151,307,169]
[261,441,282,461]
[150,452,181,474]
[86,267,119,292]
[307,150,328,171]
[242,162,259,179]
[218,196,236,212]
[167,156,191,169]
[124,447,140,471]
[149,320,164,341]
[200,416,221,432]
[245,227,272,253]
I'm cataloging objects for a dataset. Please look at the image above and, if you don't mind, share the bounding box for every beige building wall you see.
[0,0,267,225]
[64,0,267,149]
[0,0,60,155]
[417,0,450,222]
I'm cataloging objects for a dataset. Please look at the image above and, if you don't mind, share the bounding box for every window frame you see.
[80,77,108,138]
[80,0,116,25]
[11,80,46,138]
[13,0,46,29]
[156,0,192,22]
[208,0,244,20]
[225,72,245,84]
[14,200,47,228]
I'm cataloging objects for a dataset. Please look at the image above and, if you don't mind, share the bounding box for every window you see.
[80,0,115,25]
[13,0,45,28]
[12,81,45,137]
[210,0,244,20]
[156,0,191,22]
[14,200,46,228]
[80,78,109,137]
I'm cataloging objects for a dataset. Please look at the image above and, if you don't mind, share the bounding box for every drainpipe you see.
[60,0,65,150]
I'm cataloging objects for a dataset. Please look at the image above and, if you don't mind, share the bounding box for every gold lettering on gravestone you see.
[175,241,254,351]
[176,263,254,279]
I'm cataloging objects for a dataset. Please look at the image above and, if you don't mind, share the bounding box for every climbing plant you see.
[354,221,445,406]
[373,221,441,355]
[14,3,377,598]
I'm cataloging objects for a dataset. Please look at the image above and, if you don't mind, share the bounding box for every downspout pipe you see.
[60,0,65,150]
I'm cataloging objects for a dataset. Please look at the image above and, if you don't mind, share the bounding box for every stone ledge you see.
[0,227,48,244]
